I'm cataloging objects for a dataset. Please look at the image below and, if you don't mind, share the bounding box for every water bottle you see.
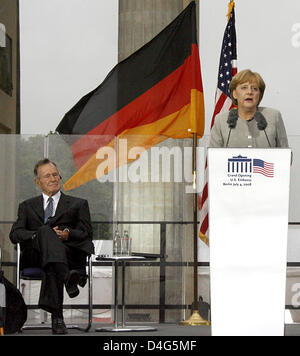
[113,229,120,256]
[122,230,132,256]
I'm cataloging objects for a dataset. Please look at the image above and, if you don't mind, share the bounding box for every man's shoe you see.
[65,270,80,298]
[52,316,68,335]
[78,275,87,288]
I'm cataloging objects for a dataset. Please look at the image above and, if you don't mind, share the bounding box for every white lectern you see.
[208,148,291,336]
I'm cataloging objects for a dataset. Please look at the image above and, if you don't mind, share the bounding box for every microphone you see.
[227,108,238,128]
[253,111,267,130]
[253,111,271,147]
[226,109,238,147]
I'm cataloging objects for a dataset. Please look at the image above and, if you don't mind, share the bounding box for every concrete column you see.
[118,0,199,322]
[118,0,183,61]
[0,0,19,133]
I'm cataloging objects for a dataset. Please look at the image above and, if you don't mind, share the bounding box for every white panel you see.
[209,148,291,336]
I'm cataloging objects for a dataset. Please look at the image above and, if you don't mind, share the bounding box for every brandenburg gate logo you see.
[228,155,252,173]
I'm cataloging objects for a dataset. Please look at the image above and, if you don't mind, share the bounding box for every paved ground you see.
[5,322,300,336]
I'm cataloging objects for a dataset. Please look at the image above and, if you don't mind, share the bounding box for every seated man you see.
[10,159,94,334]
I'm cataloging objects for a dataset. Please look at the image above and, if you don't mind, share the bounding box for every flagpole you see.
[114,136,119,231]
[180,133,209,326]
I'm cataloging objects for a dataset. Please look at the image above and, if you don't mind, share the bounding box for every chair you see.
[16,244,93,332]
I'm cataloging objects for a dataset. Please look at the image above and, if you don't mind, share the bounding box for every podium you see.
[208,148,291,336]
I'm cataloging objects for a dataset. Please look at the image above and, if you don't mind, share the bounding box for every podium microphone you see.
[226,109,238,147]
[254,111,271,147]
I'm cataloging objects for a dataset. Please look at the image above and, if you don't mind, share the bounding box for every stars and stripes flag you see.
[253,159,274,178]
[198,1,237,245]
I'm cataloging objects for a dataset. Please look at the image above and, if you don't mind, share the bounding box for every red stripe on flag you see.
[212,94,228,125]
[199,182,208,209]
[70,44,202,169]
[200,214,209,236]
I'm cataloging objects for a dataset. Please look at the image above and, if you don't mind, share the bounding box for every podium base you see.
[179,310,210,326]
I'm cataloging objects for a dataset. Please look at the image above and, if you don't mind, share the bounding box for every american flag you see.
[198,2,237,245]
[253,159,274,177]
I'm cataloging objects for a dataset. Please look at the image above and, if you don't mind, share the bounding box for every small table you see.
[95,255,158,332]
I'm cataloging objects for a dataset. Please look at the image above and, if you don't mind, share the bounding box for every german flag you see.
[56,1,204,191]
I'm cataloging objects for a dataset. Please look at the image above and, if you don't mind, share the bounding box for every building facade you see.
[0,0,19,133]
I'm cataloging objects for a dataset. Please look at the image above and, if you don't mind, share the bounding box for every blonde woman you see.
[209,69,289,148]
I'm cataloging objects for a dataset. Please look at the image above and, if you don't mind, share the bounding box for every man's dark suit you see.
[10,192,94,314]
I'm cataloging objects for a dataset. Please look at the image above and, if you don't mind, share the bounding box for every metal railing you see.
[1,220,300,323]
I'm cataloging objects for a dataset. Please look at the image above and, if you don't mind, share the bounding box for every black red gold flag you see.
[56,1,204,190]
